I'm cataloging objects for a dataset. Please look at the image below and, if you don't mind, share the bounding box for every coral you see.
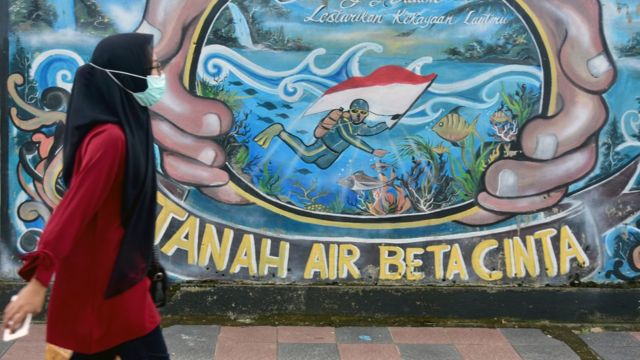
[398,136,455,212]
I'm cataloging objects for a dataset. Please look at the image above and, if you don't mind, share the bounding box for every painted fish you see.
[243,88,258,95]
[490,110,511,124]
[338,171,393,191]
[370,161,391,172]
[257,116,274,124]
[431,107,479,145]
[282,104,293,109]
[276,113,290,119]
[295,168,312,175]
[258,101,277,110]
[431,143,449,155]
[296,130,309,135]
[230,81,243,86]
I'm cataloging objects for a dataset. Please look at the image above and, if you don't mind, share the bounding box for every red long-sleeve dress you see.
[18,123,160,354]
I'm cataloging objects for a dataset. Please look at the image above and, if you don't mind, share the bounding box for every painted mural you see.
[3,0,640,286]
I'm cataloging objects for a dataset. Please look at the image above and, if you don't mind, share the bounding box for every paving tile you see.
[389,327,451,344]
[580,332,639,347]
[163,325,218,360]
[445,328,509,345]
[336,327,393,344]
[512,344,579,360]
[629,332,640,342]
[587,345,640,360]
[0,338,12,357]
[338,344,401,360]
[397,344,463,360]
[277,326,335,343]
[1,324,46,360]
[500,328,562,346]
[213,341,276,360]
[218,326,276,343]
[455,344,522,360]
[278,343,339,360]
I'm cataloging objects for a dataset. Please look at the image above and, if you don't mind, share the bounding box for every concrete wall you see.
[2,0,640,290]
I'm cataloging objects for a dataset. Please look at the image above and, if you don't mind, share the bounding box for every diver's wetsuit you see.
[279,116,388,169]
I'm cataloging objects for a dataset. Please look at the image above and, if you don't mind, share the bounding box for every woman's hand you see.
[2,279,47,333]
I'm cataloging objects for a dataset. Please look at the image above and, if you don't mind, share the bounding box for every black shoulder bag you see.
[147,250,168,307]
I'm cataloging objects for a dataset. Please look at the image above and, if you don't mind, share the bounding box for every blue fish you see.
[257,116,274,124]
[258,101,277,110]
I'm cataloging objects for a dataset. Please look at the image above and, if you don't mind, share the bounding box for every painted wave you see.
[198,42,542,126]
[30,49,85,93]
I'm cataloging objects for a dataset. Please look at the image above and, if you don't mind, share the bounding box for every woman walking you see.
[3,33,169,359]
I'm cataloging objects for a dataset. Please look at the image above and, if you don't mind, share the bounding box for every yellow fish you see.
[490,110,511,124]
[432,143,449,155]
[431,107,479,145]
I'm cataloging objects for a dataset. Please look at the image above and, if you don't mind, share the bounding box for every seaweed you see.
[256,162,283,196]
[196,77,243,112]
[328,196,345,213]
[221,112,260,174]
[397,136,455,211]
[448,135,493,201]
[500,83,538,128]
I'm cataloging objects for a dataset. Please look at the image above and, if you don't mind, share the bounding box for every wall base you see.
[2,282,638,325]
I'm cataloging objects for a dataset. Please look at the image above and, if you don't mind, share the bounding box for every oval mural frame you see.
[180,0,556,229]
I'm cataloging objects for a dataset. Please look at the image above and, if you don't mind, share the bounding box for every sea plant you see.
[221,112,260,173]
[365,184,411,216]
[196,77,242,112]
[448,134,493,201]
[500,82,538,127]
[291,180,327,206]
[397,136,454,211]
[328,195,345,213]
[256,162,283,196]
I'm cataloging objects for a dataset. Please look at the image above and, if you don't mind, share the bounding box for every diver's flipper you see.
[254,123,284,148]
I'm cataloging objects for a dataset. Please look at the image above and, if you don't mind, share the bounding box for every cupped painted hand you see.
[139,0,248,204]
[462,0,616,225]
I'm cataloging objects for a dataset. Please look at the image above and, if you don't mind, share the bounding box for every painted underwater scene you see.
[198,0,544,219]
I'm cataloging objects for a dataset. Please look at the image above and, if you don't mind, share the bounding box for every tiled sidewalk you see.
[1,325,639,359]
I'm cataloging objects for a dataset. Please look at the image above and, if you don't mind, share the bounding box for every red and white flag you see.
[305,65,436,117]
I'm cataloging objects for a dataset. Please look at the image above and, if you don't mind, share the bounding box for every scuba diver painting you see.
[254,65,436,169]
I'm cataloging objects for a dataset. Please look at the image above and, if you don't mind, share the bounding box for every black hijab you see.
[63,33,157,298]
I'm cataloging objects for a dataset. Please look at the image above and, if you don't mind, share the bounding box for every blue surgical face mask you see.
[89,62,166,107]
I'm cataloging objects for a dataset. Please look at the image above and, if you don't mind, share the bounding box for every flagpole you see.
[386,74,438,129]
